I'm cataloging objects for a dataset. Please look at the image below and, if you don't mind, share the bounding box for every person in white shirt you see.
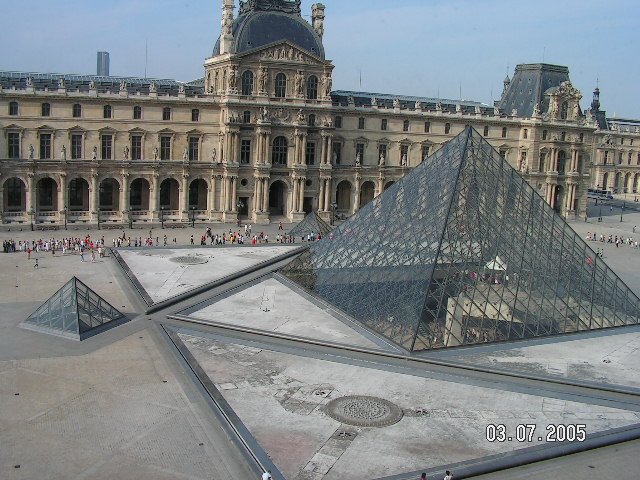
[262,471,272,480]
[443,471,453,480]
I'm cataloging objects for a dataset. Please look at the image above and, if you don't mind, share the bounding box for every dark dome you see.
[213,11,325,59]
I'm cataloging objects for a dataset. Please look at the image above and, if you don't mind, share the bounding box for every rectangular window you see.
[189,137,200,161]
[133,106,142,120]
[101,135,112,160]
[356,143,365,161]
[604,151,609,164]
[403,120,410,132]
[424,121,430,133]
[39,134,51,159]
[8,132,20,159]
[542,130,548,140]
[378,144,387,159]
[160,136,171,160]
[358,117,365,130]
[483,126,489,137]
[305,141,316,165]
[421,145,430,161]
[499,149,507,160]
[41,103,51,117]
[163,108,171,121]
[381,119,387,131]
[502,127,507,138]
[240,139,251,164]
[332,143,342,165]
[9,102,19,116]
[335,116,342,128]
[523,129,528,139]
[131,135,142,160]
[192,109,200,122]
[71,134,82,159]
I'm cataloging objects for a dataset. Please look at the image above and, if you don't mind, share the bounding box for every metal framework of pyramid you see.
[289,211,332,239]
[22,277,126,340]
[282,127,640,352]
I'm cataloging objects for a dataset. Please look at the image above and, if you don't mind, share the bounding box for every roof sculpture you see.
[22,277,126,340]
[282,127,640,351]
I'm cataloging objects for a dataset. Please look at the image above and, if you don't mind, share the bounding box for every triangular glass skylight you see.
[289,211,332,239]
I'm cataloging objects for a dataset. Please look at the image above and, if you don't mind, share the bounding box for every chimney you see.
[97,51,110,76]
[220,0,235,54]
[312,3,325,40]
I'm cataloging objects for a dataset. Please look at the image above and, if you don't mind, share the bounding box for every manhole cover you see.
[170,256,209,265]
[324,396,403,428]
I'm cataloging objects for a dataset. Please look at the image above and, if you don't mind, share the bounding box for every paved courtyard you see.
[1,211,640,479]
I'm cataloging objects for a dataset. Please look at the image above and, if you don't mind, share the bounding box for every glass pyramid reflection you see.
[289,211,332,239]
[282,127,640,351]
[22,277,126,340]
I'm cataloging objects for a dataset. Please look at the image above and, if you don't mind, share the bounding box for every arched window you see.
[523,129,528,139]
[272,136,288,165]
[307,75,318,100]
[9,101,19,116]
[133,105,142,119]
[103,105,112,119]
[557,151,566,174]
[560,101,568,120]
[41,103,51,117]
[275,73,287,98]
[241,70,254,96]
[72,103,82,118]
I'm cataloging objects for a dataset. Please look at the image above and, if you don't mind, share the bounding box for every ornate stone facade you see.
[0,0,627,229]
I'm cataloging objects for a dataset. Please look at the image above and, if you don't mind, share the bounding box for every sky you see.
[1,0,639,117]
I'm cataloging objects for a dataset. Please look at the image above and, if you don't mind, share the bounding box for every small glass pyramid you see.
[289,211,332,239]
[282,127,640,351]
[22,277,126,340]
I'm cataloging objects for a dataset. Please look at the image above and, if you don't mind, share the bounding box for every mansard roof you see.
[0,71,204,96]
[497,63,571,118]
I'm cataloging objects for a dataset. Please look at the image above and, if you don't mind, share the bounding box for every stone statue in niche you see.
[393,99,400,109]
[124,146,130,160]
[178,84,185,94]
[28,144,34,160]
[355,152,361,166]
[401,154,408,166]
[183,148,189,161]
[296,109,305,123]
[153,147,159,161]
[371,97,377,107]
[436,102,443,112]
[322,75,332,98]
[332,150,337,165]
[228,66,238,91]
[379,152,385,166]
[212,148,217,163]
[295,70,304,96]
[573,102,580,119]
[511,108,518,117]
[92,146,98,160]
[415,101,421,110]
[149,82,157,93]
[258,67,268,92]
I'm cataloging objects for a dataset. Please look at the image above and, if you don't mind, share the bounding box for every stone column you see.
[318,179,325,211]
[353,179,361,213]
[181,174,190,222]
[326,136,333,165]
[150,174,159,220]
[299,178,305,212]
[324,179,330,212]
[262,178,269,212]
[221,176,227,212]
[210,175,217,212]
[26,174,35,214]
[301,134,308,165]
[91,173,99,220]
[231,176,237,212]
[292,177,299,212]
[254,178,262,212]
[120,175,129,213]
[58,173,67,212]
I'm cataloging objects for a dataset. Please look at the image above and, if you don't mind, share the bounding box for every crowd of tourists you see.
[2,235,107,262]
[585,231,640,249]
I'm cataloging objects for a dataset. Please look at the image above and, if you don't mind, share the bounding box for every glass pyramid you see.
[289,211,333,239]
[282,127,640,351]
[23,277,125,340]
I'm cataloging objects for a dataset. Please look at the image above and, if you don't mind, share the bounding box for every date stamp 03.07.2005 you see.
[486,424,587,443]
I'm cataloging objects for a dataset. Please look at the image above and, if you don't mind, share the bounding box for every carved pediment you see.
[2,123,24,131]
[128,127,147,134]
[240,41,325,66]
[68,125,87,132]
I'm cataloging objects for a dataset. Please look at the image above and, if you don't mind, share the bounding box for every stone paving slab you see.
[118,245,299,303]
[180,332,640,480]
[189,277,378,348]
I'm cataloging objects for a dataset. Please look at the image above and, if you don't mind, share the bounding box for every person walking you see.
[80,249,85,262]
[443,471,453,480]
[261,471,272,480]
[34,258,39,269]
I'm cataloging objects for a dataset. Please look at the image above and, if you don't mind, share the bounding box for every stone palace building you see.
[1,0,639,229]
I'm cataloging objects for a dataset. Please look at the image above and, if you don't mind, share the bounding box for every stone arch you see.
[557,150,567,174]
[553,185,564,213]
[269,179,288,216]
[129,177,150,211]
[189,178,208,210]
[36,177,58,211]
[2,177,26,212]
[159,178,180,210]
[336,180,352,212]
[360,181,376,208]
[602,173,610,190]
[99,178,120,211]
[614,172,622,192]
[68,177,90,211]
[634,173,640,193]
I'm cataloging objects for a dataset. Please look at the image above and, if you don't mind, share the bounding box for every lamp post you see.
[330,202,338,226]
[160,206,165,229]
[29,208,34,231]
[62,206,67,230]
[128,209,133,230]
[190,206,196,228]
[97,208,101,230]
[621,202,625,222]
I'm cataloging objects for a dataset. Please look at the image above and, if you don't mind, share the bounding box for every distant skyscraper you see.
[97,51,110,76]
